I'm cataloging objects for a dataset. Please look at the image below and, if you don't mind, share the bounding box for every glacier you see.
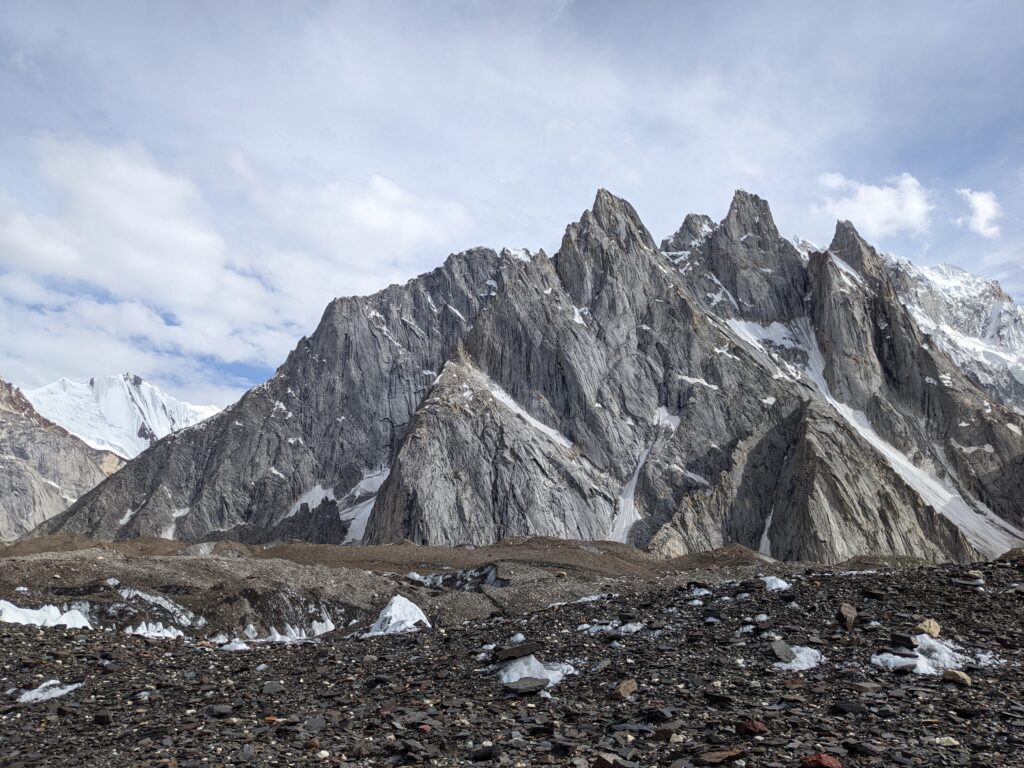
[26,373,219,459]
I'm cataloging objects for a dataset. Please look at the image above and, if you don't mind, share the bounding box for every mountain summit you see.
[26,374,218,459]
[35,190,1024,564]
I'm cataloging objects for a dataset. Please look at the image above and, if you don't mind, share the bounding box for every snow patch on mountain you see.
[885,258,1024,412]
[26,374,219,458]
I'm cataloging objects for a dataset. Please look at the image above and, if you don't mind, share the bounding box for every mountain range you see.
[13,189,1024,563]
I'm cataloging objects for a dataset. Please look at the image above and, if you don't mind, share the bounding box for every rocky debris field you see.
[0,538,791,634]
[1,546,1023,767]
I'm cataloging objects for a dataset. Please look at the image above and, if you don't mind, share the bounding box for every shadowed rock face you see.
[0,379,122,540]
[40,189,1024,564]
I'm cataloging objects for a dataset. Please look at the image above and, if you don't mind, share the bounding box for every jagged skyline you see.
[1,1,1021,405]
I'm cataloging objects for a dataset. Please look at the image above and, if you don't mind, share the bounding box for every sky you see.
[1,1,1021,406]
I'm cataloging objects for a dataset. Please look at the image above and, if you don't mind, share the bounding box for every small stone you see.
[771,639,795,662]
[942,669,972,687]
[836,603,857,630]
[551,740,580,756]
[470,745,501,761]
[843,741,885,756]
[93,710,113,726]
[934,736,960,747]
[735,719,768,735]
[653,726,684,743]
[504,677,549,694]
[802,755,842,768]
[697,747,743,765]
[914,618,940,638]
[831,700,869,715]
[304,717,326,732]
[951,577,984,587]
[262,681,285,695]
[890,633,918,650]
[612,678,637,700]
[493,642,542,660]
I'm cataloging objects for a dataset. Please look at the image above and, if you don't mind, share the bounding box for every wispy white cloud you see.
[0,2,1022,401]
[814,172,933,239]
[0,139,472,404]
[955,188,1002,239]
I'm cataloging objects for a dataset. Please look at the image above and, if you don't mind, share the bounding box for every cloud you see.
[955,188,1002,238]
[814,172,933,238]
[1,3,1023,402]
[0,139,472,404]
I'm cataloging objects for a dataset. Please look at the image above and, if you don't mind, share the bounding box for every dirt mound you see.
[256,536,666,579]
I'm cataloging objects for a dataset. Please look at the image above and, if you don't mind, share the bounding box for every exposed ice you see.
[760,576,791,591]
[497,654,575,687]
[126,621,184,640]
[0,599,92,630]
[340,468,390,545]
[18,680,83,703]
[758,511,773,557]
[161,508,190,540]
[608,443,653,543]
[774,646,824,671]
[871,633,1003,675]
[362,595,430,637]
[287,484,336,518]
[118,587,198,627]
[678,375,720,391]
[488,381,574,450]
[655,406,680,431]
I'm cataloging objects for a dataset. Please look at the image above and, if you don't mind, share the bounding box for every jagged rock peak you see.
[0,379,32,417]
[661,213,715,252]
[828,219,883,278]
[556,189,659,306]
[722,189,780,242]
[574,188,658,253]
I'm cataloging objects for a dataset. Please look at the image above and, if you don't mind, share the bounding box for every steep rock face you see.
[662,191,808,324]
[41,189,1024,564]
[369,191,1021,563]
[0,379,122,540]
[26,374,219,459]
[809,223,1024,539]
[40,250,504,542]
[366,352,619,546]
[886,259,1024,413]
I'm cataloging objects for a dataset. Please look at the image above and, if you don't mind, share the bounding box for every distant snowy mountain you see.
[25,374,219,459]
[0,376,122,540]
[885,258,1024,413]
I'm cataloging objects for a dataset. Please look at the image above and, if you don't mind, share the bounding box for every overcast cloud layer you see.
[1,1,1022,405]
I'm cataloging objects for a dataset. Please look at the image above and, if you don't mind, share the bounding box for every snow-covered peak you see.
[885,256,1024,411]
[25,374,219,459]
[790,235,820,261]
